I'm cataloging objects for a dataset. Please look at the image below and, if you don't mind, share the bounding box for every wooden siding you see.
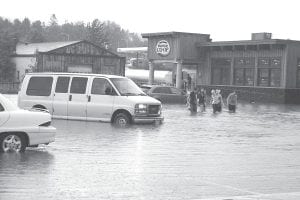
[147,33,210,62]
[48,41,117,57]
[178,34,210,60]
[36,41,125,76]
[38,54,123,75]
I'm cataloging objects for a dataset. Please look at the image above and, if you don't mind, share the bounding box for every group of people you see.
[187,88,237,114]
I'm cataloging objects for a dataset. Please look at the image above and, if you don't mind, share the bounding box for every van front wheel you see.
[113,113,130,127]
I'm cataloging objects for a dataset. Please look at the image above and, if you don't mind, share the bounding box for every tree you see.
[49,14,58,26]
[86,19,107,47]
[45,14,61,41]
[0,31,16,81]
[28,20,45,43]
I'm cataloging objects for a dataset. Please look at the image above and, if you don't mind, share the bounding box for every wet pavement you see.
[0,95,300,200]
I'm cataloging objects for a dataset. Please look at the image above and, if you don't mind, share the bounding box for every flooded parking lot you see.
[0,96,300,200]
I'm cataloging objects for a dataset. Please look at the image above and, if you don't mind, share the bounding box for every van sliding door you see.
[52,76,70,119]
[67,77,89,120]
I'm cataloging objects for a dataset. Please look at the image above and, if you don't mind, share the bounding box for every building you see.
[142,32,300,104]
[12,40,125,82]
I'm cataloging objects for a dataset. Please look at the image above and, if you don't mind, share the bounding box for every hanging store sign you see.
[156,40,170,57]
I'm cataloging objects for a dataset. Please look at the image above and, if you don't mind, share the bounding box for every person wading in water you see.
[189,88,198,113]
[227,91,238,113]
[197,88,206,112]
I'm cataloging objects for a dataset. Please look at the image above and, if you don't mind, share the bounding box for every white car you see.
[0,94,56,152]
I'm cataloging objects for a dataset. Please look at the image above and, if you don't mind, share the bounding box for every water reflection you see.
[0,149,54,169]
[0,151,54,200]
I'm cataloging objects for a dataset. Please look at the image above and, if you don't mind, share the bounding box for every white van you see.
[18,73,163,126]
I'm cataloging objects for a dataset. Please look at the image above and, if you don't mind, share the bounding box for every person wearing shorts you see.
[227,91,237,113]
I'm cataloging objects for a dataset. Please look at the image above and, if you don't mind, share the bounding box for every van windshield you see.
[110,78,146,96]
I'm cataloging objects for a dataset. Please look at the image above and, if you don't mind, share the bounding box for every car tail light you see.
[39,121,51,127]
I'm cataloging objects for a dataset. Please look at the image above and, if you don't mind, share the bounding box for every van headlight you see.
[135,104,147,114]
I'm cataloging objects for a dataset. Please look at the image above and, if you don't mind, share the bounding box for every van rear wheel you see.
[113,113,130,127]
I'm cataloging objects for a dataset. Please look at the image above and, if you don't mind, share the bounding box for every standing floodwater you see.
[0,99,300,200]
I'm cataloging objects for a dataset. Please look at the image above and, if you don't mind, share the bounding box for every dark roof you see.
[196,39,300,47]
[16,41,81,55]
[14,40,122,58]
[142,31,210,38]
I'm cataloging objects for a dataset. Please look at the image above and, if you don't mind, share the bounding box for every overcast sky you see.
[1,0,300,41]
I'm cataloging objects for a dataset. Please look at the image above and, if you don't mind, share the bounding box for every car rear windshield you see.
[26,76,53,96]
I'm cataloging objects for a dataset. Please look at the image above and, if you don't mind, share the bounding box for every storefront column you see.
[176,61,183,89]
[254,56,258,86]
[148,61,154,85]
[230,57,234,85]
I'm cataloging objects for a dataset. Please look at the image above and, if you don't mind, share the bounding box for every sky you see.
[1,0,300,41]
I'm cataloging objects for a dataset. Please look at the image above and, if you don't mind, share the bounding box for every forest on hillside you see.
[0,14,147,80]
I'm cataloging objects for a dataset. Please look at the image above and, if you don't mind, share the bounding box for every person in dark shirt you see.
[197,88,206,112]
[189,89,197,113]
[187,74,192,90]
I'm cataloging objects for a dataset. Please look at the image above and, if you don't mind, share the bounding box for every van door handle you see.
[69,94,72,101]
[87,95,91,102]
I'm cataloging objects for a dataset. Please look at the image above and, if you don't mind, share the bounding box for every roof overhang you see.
[142,31,210,38]
[196,39,292,47]
[117,47,148,53]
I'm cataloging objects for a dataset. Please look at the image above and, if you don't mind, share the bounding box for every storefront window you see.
[245,69,254,86]
[297,70,300,88]
[221,68,230,85]
[212,68,221,85]
[297,58,300,88]
[234,69,244,86]
[234,68,254,86]
[258,58,270,67]
[258,68,281,87]
[211,58,231,85]
[270,69,281,87]
[212,58,231,67]
[257,57,281,87]
[234,58,254,67]
[271,58,281,67]
[258,69,269,87]
[233,57,254,86]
